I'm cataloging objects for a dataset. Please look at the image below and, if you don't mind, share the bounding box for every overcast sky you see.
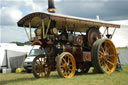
[0,0,128,47]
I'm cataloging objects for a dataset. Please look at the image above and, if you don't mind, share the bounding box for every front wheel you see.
[91,39,117,74]
[57,52,76,78]
[32,55,51,78]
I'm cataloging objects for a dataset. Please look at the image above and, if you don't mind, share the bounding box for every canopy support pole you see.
[24,26,30,40]
[42,20,45,39]
[106,27,109,35]
[103,27,107,35]
[42,19,51,39]
[29,22,32,40]
[45,19,51,38]
[112,28,116,38]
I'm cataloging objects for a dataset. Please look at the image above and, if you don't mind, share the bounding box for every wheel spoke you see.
[61,60,65,65]
[104,42,107,48]
[62,58,66,63]
[100,58,106,66]
[106,46,111,51]
[100,59,104,66]
[64,56,67,62]
[37,58,42,64]
[64,69,67,76]
[67,67,72,72]
[106,59,114,66]
[109,55,115,57]
[67,68,71,75]
[99,53,104,58]
[104,62,111,72]
[35,61,39,65]
[68,57,70,63]
[100,46,105,53]
[99,53,104,60]
[103,58,113,72]
[69,64,73,67]
[99,51,104,56]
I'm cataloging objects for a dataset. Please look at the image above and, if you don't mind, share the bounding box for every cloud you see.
[0,0,46,43]
[0,26,28,43]
[0,7,22,26]
[54,0,128,20]
[0,0,48,26]
[1,0,128,26]
[24,0,44,12]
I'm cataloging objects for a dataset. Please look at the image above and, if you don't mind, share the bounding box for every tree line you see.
[10,41,32,46]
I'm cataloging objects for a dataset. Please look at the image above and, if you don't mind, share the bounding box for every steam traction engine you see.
[17,11,120,78]
[17,0,120,78]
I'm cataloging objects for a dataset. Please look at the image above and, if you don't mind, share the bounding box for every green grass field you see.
[0,65,128,85]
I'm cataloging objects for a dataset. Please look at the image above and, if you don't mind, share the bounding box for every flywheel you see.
[86,28,101,47]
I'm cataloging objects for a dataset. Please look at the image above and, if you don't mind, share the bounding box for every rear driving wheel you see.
[57,52,76,78]
[32,55,51,78]
[92,39,117,74]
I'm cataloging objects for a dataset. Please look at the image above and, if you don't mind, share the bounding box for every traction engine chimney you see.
[48,0,56,13]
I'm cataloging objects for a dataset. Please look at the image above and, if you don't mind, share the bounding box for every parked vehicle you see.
[23,46,45,73]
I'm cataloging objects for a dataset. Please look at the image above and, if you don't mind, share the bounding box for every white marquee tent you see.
[0,43,32,72]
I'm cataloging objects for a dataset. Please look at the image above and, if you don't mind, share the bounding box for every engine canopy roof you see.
[17,12,120,32]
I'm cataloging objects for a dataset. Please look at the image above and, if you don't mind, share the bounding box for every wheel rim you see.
[57,52,76,78]
[98,40,117,74]
[32,55,50,78]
